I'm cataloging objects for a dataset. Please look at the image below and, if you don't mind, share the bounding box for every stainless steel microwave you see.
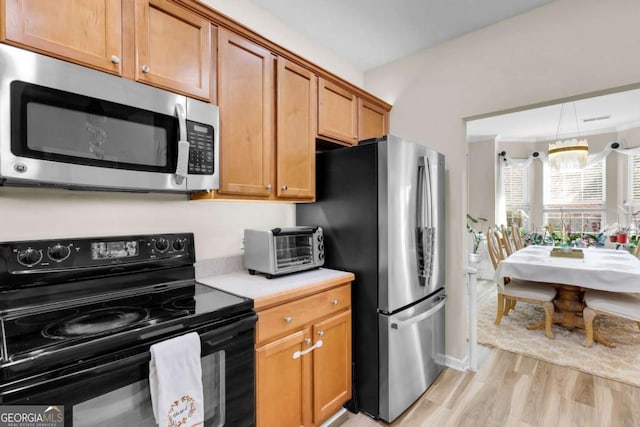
[244,227,325,278]
[0,44,219,193]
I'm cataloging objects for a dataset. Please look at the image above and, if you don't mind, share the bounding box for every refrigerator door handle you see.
[416,156,434,287]
[390,296,446,330]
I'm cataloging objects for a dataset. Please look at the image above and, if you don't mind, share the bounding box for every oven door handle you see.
[174,103,189,186]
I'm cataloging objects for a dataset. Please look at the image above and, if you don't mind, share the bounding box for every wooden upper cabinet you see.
[134,0,211,100]
[318,77,358,146]
[276,58,317,200]
[358,98,389,141]
[218,29,273,197]
[2,0,122,74]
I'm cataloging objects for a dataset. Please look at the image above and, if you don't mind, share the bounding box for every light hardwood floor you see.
[334,348,640,427]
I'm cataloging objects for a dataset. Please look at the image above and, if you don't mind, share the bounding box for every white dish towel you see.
[149,332,204,427]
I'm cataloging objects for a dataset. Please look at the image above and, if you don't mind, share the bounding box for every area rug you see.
[477,293,640,387]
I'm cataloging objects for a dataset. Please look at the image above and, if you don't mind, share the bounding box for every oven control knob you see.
[154,238,169,252]
[172,239,185,251]
[17,248,43,267]
[48,244,71,262]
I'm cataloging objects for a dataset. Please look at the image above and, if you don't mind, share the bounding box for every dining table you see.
[494,245,640,347]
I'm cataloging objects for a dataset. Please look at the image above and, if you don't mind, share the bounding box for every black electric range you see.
[0,233,257,426]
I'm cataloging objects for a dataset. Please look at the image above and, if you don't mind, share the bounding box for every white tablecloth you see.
[494,245,640,293]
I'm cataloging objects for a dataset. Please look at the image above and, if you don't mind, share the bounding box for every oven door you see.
[0,315,256,427]
[0,44,218,192]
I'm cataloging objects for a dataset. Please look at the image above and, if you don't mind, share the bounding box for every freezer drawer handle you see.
[292,340,323,359]
[390,297,446,330]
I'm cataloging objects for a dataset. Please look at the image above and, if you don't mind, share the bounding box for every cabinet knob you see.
[266,184,272,190]
[141,65,150,73]
[331,299,339,305]
[304,338,312,345]
[284,316,293,324]
[110,55,120,64]
[317,330,325,337]
[281,185,288,191]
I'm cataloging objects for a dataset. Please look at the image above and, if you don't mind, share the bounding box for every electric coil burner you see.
[0,233,257,426]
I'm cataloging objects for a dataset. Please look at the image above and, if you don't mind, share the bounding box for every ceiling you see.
[467,87,640,142]
[248,0,555,71]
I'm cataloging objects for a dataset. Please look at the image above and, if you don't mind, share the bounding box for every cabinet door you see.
[358,98,389,141]
[134,0,211,100]
[318,77,358,146]
[256,330,312,427]
[2,0,122,74]
[312,310,352,425]
[218,29,274,197]
[276,58,316,199]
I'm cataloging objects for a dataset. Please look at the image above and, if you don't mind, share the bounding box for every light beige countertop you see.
[198,268,355,310]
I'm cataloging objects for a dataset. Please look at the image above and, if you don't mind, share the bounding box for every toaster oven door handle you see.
[271,226,319,236]
[174,103,189,186]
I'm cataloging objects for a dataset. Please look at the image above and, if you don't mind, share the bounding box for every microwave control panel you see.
[186,120,214,175]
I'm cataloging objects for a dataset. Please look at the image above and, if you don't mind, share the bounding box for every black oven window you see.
[10,81,178,173]
[72,351,225,427]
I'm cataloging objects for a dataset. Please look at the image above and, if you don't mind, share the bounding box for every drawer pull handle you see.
[292,340,323,359]
[317,330,325,337]
[331,299,339,305]
[283,316,293,324]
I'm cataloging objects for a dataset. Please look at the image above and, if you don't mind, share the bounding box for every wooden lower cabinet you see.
[255,284,352,427]
[256,330,310,427]
[312,310,352,423]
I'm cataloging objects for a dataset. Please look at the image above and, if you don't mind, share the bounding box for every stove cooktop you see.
[1,280,252,381]
[0,233,254,383]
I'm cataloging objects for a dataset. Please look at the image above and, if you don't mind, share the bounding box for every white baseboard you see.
[320,408,348,427]
[443,354,469,372]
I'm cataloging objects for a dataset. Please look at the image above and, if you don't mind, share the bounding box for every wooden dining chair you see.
[511,226,524,250]
[582,290,640,347]
[500,225,514,257]
[487,227,556,339]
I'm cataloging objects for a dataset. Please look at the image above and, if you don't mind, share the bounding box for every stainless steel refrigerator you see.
[297,134,446,422]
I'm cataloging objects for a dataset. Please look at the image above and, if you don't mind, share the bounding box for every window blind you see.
[627,155,640,204]
[544,161,605,208]
[504,166,529,209]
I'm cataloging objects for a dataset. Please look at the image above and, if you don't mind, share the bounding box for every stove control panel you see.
[2,233,195,272]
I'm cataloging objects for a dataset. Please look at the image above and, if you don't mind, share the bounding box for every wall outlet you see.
[240,233,245,251]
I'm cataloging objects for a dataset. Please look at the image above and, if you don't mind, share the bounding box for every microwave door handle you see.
[174,103,189,186]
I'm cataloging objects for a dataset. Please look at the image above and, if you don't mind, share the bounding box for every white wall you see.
[364,0,640,361]
[0,1,363,262]
[468,138,496,228]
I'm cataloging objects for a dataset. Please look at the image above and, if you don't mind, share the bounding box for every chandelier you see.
[548,103,588,171]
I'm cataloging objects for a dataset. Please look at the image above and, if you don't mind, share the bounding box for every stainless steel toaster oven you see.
[244,227,324,278]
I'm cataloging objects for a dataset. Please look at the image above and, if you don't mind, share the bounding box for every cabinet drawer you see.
[256,285,350,345]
